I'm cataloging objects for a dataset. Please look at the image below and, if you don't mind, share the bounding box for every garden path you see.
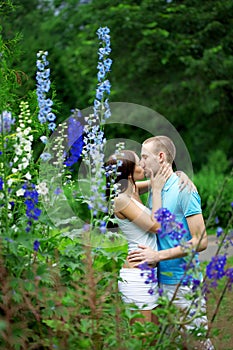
[199,235,233,262]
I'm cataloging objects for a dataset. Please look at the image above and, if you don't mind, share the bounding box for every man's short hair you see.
[143,136,176,164]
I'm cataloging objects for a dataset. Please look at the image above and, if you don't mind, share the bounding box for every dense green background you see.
[1,0,233,171]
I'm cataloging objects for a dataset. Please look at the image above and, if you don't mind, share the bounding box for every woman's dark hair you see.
[105,150,136,231]
[105,150,136,200]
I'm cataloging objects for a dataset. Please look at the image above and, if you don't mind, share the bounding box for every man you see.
[128,136,214,349]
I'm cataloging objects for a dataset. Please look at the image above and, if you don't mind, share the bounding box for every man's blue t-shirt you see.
[149,173,202,284]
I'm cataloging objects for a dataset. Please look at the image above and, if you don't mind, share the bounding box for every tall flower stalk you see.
[82,27,112,230]
[36,50,57,161]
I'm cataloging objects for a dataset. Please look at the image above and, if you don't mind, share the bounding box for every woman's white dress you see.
[116,198,159,310]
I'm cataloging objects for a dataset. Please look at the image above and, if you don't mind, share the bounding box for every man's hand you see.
[127,244,160,267]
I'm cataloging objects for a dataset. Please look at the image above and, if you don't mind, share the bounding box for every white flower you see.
[40,136,48,144]
[16,188,25,196]
[23,128,31,136]
[15,149,23,156]
[12,168,18,174]
[24,144,31,152]
[24,172,31,180]
[7,179,14,186]
[19,161,29,170]
[36,182,49,195]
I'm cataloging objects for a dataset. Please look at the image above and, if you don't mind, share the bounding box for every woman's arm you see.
[150,164,173,219]
[135,179,151,195]
[115,165,172,233]
[176,171,197,192]
[114,194,160,233]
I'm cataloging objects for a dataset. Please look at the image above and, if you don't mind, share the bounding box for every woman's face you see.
[133,154,145,181]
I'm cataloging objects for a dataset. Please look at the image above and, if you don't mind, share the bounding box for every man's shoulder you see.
[163,173,179,192]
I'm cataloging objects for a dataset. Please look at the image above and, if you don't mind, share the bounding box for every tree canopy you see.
[1,0,233,171]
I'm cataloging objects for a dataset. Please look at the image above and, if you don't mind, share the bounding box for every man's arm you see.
[127,213,208,266]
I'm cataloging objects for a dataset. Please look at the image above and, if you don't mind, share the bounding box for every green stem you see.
[1,121,9,239]
[206,278,230,338]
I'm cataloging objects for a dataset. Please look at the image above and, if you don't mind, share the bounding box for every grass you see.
[204,256,233,350]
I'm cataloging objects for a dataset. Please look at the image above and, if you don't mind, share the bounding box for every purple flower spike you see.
[154,208,186,242]
[33,240,40,252]
[36,51,56,135]
[0,111,15,133]
[216,227,223,238]
[64,109,83,168]
[206,255,227,286]
[0,177,3,190]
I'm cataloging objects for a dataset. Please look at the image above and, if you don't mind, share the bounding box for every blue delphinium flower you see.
[54,187,62,195]
[154,208,203,290]
[33,240,40,252]
[94,27,112,123]
[154,207,175,223]
[64,109,83,168]
[158,287,164,296]
[206,255,227,288]
[82,27,112,222]
[36,51,56,131]
[99,220,107,233]
[0,111,15,133]
[40,152,52,161]
[216,226,223,238]
[138,262,158,295]
[0,177,3,190]
[154,208,186,243]
[36,51,57,161]
[23,183,42,232]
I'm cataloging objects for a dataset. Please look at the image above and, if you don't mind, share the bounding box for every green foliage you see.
[0,236,131,350]
[0,4,233,350]
[1,0,233,170]
[194,149,233,228]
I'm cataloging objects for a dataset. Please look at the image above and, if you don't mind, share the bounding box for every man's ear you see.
[158,152,166,163]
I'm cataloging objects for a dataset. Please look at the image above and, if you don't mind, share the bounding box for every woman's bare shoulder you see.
[114,193,131,211]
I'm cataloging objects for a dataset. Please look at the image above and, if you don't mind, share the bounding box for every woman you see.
[105,150,172,322]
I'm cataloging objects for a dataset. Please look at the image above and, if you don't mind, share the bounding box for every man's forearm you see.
[158,245,187,262]
[158,236,207,262]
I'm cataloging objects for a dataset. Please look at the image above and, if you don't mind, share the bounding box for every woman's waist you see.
[122,259,140,269]
[128,241,157,253]
[122,258,155,269]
